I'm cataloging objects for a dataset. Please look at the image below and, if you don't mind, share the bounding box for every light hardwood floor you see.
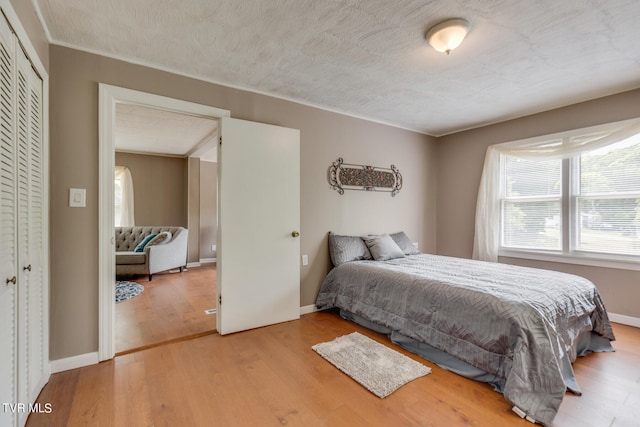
[28,310,639,426]
[116,263,217,354]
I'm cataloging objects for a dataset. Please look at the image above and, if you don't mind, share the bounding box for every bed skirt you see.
[340,309,613,395]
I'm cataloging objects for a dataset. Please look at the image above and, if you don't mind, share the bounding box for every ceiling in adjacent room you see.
[115,104,218,161]
[36,0,640,136]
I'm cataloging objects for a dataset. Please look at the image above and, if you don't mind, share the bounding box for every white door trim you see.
[98,84,229,361]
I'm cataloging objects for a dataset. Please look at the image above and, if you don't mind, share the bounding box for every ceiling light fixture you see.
[425,18,470,55]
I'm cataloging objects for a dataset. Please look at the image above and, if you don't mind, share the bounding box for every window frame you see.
[498,123,640,272]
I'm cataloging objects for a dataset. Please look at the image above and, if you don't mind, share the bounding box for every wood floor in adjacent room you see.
[116,263,217,354]
[28,310,639,427]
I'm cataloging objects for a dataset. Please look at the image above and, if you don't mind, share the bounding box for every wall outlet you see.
[301,254,309,266]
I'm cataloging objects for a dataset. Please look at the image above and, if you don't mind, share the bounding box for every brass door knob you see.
[291,231,300,237]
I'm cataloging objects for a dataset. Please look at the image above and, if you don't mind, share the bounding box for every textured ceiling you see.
[115,104,218,161]
[36,0,640,136]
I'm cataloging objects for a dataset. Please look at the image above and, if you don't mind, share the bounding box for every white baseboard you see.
[300,304,322,315]
[608,312,640,328]
[186,262,201,268]
[50,352,99,374]
[199,258,216,264]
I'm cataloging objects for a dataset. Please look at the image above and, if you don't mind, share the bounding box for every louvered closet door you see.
[16,40,31,422]
[25,49,45,404]
[0,14,18,427]
[15,43,45,424]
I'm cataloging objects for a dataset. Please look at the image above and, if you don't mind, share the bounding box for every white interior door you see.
[217,117,300,335]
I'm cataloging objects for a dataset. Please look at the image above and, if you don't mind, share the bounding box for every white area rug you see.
[312,332,431,398]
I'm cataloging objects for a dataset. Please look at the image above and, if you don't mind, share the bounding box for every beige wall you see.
[8,0,49,70]
[436,88,640,318]
[187,157,218,263]
[115,152,187,226]
[187,157,200,264]
[199,161,217,260]
[186,158,218,263]
[49,45,437,360]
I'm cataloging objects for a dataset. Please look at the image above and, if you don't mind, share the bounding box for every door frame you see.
[98,84,229,361]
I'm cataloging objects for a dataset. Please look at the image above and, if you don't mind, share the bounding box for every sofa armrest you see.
[147,228,189,275]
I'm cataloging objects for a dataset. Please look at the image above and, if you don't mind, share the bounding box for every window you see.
[498,127,640,262]
[114,166,135,227]
[575,136,640,256]
[114,175,123,226]
[501,156,561,251]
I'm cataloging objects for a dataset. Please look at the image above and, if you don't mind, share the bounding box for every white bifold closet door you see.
[0,11,48,427]
[0,13,19,427]
[16,30,46,425]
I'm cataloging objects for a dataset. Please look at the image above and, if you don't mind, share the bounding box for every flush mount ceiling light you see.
[425,18,470,55]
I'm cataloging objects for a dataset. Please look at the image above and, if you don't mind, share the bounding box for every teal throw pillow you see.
[134,234,157,252]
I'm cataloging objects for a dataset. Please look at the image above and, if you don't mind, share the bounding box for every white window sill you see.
[498,249,640,272]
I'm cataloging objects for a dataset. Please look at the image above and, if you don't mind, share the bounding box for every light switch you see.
[69,188,86,207]
[301,254,309,266]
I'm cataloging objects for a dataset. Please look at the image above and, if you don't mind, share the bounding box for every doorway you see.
[98,84,230,361]
[113,107,218,354]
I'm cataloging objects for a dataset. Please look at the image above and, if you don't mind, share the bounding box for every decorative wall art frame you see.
[328,158,402,196]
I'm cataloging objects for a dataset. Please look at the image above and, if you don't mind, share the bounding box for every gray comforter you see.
[315,254,615,427]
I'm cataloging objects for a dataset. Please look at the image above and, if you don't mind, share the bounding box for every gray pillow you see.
[328,232,372,266]
[146,231,172,247]
[390,231,420,255]
[364,234,406,261]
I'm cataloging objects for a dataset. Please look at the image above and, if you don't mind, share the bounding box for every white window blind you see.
[501,156,561,250]
[575,135,640,256]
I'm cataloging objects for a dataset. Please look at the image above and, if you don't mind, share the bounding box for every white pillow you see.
[146,231,172,247]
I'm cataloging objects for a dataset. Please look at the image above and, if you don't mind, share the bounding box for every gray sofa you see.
[115,226,188,281]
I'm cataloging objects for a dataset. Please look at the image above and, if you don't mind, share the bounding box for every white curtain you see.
[473,119,640,262]
[115,166,135,227]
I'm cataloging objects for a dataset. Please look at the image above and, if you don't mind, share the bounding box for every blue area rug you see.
[115,281,144,303]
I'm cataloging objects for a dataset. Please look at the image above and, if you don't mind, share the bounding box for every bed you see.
[315,232,615,427]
